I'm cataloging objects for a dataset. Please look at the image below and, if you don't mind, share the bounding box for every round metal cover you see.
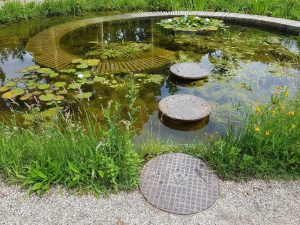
[158,94,211,122]
[140,153,219,215]
[170,62,209,80]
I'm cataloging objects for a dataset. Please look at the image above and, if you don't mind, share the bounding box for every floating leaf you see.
[39,93,55,102]
[37,68,53,74]
[93,77,106,83]
[38,84,51,90]
[149,74,164,84]
[0,86,9,92]
[16,68,29,73]
[53,95,64,101]
[58,90,68,95]
[26,65,40,71]
[86,59,100,66]
[11,88,25,96]
[60,69,77,74]
[86,80,95,85]
[20,94,32,101]
[2,91,16,99]
[32,91,42,96]
[54,82,66,88]
[74,92,92,99]
[77,63,89,69]
[49,72,59,78]
[4,81,17,87]
[68,83,81,89]
[71,58,83,64]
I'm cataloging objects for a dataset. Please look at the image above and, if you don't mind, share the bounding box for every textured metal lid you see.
[158,94,211,122]
[170,62,209,80]
[140,153,219,215]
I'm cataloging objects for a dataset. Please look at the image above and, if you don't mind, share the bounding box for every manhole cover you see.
[158,94,211,122]
[140,153,219,215]
[170,62,209,80]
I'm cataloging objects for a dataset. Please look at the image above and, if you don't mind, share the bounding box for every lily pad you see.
[54,82,67,88]
[49,72,59,78]
[86,59,100,66]
[53,95,64,101]
[60,69,77,74]
[149,74,164,84]
[20,94,32,101]
[39,93,55,102]
[37,68,53,74]
[68,83,81,90]
[32,91,42,96]
[0,86,9,92]
[38,84,51,90]
[71,58,83,64]
[26,65,40,71]
[2,91,17,99]
[4,81,17,87]
[94,77,106,83]
[77,63,89,69]
[11,88,25,96]
[74,92,93,99]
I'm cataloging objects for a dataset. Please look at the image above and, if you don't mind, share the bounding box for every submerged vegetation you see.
[0,0,300,24]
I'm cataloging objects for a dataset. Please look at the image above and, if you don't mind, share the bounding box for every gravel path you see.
[0,180,299,225]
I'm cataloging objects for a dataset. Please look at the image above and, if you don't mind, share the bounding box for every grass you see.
[0,87,299,195]
[139,88,300,180]
[0,0,299,24]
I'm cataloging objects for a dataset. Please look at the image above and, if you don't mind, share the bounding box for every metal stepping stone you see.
[158,94,211,122]
[140,153,219,215]
[170,62,209,80]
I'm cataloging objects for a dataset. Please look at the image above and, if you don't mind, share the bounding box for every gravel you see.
[0,180,299,225]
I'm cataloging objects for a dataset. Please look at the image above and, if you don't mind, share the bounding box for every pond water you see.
[0,14,300,144]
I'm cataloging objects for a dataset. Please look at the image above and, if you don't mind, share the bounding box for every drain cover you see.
[170,62,209,80]
[158,94,211,122]
[140,153,219,215]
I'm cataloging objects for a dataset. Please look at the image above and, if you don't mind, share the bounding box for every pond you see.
[0,14,299,144]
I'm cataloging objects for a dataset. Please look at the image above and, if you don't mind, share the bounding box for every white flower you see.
[195,16,200,19]
[77,73,84,79]
[205,18,211,22]
[167,19,173,22]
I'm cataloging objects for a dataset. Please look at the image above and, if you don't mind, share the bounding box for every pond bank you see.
[0,179,299,225]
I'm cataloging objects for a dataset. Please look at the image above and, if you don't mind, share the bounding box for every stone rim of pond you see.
[158,94,212,122]
[170,62,209,80]
[140,153,219,215]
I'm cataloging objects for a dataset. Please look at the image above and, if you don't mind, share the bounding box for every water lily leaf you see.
[93,77,106,83]
[68,83,81,89]
[26,65,40,71]
[16,68,29,73]
[149,74,164,84]
[71,58,83,64]
[20,94,32,101]
[53,95,64,101]
[32,91,42,96]
[2,91,16,99]
[49,72,59,78]
[4,81,17,87]
[60,69,77,74]
[38,84,51,90]
[58,90,67,95]
[74,92,92,99]
[39,93,54,102]
[77,63,89,69]
[37,68,53,74]
[54,82,66,88]
[11,88,25,96]
[44,89,54,94]
[27,82,38,90]
[77,78,87,84]
[86,59,100,66]
[0,86,9,92]
[86,80,95,85]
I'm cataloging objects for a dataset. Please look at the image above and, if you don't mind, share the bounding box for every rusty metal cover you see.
[170,62,209,80]
[158,94,211,122]
[140,153,219,215]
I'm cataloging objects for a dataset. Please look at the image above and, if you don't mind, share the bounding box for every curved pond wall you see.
[26,11,300,70]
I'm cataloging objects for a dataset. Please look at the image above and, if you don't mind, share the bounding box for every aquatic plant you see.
[86,42,152,60]
[157,16,226,34]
